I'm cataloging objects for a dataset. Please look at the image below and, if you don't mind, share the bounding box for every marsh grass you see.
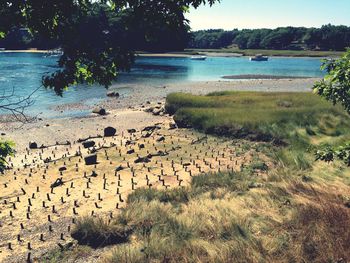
[71,217,131,248]
[166,92,349,145]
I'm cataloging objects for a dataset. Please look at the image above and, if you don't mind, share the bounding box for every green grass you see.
[185,48,345,57]
[166,91,349,146]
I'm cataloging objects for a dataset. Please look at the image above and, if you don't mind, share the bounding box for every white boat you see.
[190,55,207,61]
[45,49,63,57]
[250,54,268,61]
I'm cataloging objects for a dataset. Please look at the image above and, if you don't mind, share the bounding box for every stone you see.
[134,157,151,163]
[152,108,162,116]
[29,141,38,149]
[107,91,120,98]
[142,125,161,132]
[138,144,145,149]
[82,141,95,149]
[115,166,124,172]
[104,126,116,137]
[59,166,67,172]
[51,178,64,188]
[127,129,136,134]
[169,123,177,130]
[127,149,135,154]
[84,154,97,165]
[157,136,165,142]
[92,108,106,116]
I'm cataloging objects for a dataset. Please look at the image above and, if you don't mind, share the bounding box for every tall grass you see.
[166,92,349,144]
[67,91,350,263]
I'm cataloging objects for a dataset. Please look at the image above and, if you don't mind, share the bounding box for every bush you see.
[71,217,131,248]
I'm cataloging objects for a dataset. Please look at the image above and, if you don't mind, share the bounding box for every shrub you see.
[71,217,130,248]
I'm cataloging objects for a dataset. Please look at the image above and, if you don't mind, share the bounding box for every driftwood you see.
[39,141,71,149]
[191,136,208,145]
[77,135,102,143]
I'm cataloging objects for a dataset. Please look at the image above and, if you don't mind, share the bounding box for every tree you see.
[314,49,350,165]
[0,141,15,173]
[0,0,220,169]
[0,0,219,95]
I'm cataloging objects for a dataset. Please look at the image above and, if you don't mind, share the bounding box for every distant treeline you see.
[0,28,59,50]
[2,24,350,52]
[188,25,350,51]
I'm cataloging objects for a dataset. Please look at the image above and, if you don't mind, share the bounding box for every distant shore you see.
[222,74,312,80]
[0,49,49,53]
[1,48,342,58]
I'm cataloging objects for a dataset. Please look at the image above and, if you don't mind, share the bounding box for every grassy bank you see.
[166,91,349,145]
[185,48,344,57]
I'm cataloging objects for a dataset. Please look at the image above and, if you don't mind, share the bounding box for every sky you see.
[185,0,350,30]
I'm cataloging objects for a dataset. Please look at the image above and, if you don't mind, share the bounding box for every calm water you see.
[0,52,324,118]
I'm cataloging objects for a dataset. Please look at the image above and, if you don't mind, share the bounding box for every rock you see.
[127,129,137,134]
[104,126,116,137]
[92,108,106,116]
[142,132,152,138]
[125,140,135,146]
[138,144,145,149]
[82,141,95,149]
[29,141,38,149]
[152,108,162,116]
[59,166,67,172]
[127,149,135,154]
[107,91,120,98]
[84,154,97,165]
[157,136,165,142]
[51,178,64,188]
[134,156,151,163]
[142,125,161,132]
[115,166,124,172]
[144,107,154,113]
[169,123,177,130]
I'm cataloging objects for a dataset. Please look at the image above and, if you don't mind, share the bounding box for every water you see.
[0,52,324,118]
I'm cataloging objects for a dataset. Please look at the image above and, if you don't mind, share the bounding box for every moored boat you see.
[250,54,268,61]
[190,55,207,61]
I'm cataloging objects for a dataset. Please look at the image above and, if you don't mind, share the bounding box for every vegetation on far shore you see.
[188,25,350,52]
[185,48,344,57]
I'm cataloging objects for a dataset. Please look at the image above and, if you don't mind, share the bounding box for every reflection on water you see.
[0,53,324,118]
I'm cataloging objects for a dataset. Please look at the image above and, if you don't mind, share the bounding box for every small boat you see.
[250,54,268,61]
[45,48,63,57]
[190,55,207,61]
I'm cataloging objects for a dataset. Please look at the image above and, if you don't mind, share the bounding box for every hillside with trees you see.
[188,25,350,51]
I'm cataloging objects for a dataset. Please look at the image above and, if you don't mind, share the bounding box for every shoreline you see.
[221,74,313,80]
[0,78,319,154]
[0,49,336,59]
